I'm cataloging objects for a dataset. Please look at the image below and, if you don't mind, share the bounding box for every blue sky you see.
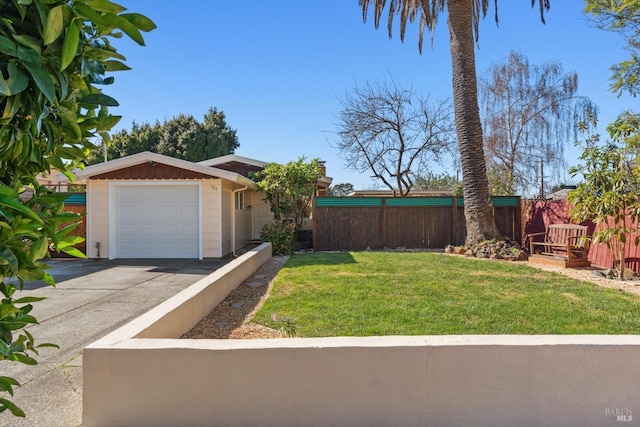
[106,1,635,191]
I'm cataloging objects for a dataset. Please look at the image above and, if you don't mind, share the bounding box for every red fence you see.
[523,200,640,272]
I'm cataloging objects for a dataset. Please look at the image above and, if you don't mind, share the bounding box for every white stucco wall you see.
[83,242,640,427]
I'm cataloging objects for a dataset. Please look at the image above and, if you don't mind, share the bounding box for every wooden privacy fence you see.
[313,196,521,251]
[54,192,87,257]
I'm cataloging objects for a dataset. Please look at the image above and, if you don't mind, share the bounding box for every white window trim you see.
[235,192,245,210]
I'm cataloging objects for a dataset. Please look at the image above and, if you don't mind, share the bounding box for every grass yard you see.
[253,251,640,336]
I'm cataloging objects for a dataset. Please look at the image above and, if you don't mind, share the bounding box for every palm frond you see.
[360,0,551,52]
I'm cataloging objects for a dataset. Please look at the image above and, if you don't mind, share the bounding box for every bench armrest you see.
[527,232,547,238]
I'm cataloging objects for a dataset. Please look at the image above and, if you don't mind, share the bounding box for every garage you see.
[113,184,200,259]
[72,151,262,259]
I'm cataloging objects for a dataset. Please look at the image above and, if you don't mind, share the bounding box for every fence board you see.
[314,206,383,251]
[314,197,520,251]
[385,207,454,249]
[53,203,87,257]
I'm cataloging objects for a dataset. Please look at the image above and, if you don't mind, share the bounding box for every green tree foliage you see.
[479,50,597,196]
[87,107,239,163]
[586,0,640,96]
[569,113,640,280]
[327,183,354,197]
[252,158,322,249]
[0,0,153,417]
[414,171,462,194]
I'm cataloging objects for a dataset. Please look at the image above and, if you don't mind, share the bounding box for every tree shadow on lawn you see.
[286,251,357,268]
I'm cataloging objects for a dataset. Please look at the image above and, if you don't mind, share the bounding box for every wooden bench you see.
[527,224,591,268]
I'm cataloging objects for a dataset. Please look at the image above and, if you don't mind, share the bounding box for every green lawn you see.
[253,252,640,336]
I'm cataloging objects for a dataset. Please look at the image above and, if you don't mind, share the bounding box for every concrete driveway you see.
[0,257,230,427]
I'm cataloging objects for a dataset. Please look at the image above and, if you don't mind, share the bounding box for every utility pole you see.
[539,158,544,199]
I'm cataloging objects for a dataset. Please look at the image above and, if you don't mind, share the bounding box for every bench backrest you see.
[547,224,588,244]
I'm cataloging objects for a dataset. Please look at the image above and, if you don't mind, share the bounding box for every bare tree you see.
[334,78,456,196]
[479,50,597,196]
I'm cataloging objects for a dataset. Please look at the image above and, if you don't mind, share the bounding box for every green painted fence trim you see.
[386,197,453,207]
[491,196,520,207]
[316,196,519,208]
[316,197,382,207]
[456,196,519,207]
[63,193,86,205]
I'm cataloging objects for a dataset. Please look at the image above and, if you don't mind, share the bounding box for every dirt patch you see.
[527,262,640,297]
[182,256,290,339]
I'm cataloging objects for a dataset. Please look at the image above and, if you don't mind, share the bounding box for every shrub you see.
[260,221,296,256]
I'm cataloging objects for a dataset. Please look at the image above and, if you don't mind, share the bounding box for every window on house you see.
[235,192,244,210]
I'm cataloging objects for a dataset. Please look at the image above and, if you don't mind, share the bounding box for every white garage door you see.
[114,185,200,258]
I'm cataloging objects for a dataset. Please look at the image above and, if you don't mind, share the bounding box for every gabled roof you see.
[197,154,266,168]
[68,151,257,189]
[199,154,333,189]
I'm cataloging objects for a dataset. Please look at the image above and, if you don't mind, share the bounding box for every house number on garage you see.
[211,185,218,191]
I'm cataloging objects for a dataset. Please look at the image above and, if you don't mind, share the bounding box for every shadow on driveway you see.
[18,258,230,290]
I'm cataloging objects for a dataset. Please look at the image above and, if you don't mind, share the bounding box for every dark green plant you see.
[87,107,239,164]
[570,112,640,281]
[271,312,298,338]
[260,221,296,256]
[252,157,322,235]
[586,0,640,97]
[0,0,154,418]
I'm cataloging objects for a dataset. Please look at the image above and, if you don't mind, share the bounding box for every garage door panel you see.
[181,223,198,235]
[161,205,177,218]
[115,185,200,259]
[159,243,178,256]
[119,186,137,201]
[140,224,157,236]
[161,224,178,236]
[140,243,160,256]
[157,186,177,199]
[140,188,157,201]
[178,186,198,199]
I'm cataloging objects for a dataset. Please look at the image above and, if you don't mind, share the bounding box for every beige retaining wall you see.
[84,244,640,427]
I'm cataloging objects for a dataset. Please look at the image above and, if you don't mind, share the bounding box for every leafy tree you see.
[586,0,640,96]
[88,107,239,164]
[479,50,597,196]
[252,157,322,247]
[360,0,551,244]
[414,171,461,193]
[157,114,207,161]
[0,0,153,417]
[327,183,355,197]
[335,77,456,196]
[569,113,640,280]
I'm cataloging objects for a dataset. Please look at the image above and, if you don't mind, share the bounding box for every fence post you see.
[381,198,387,248]
[312,196,317,252]
[452,196,457,246]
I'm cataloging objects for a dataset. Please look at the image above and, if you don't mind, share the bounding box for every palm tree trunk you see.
[447,0,502,245]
